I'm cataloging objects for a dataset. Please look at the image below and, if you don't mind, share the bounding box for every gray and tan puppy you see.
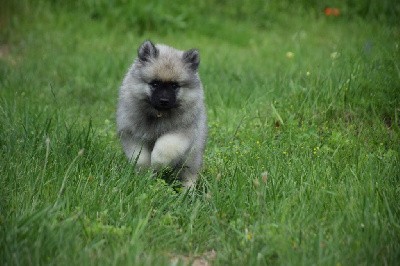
[116,40,207,188]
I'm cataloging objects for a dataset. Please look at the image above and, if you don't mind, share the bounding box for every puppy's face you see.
[148,79,180,110]
[133,41,201,111]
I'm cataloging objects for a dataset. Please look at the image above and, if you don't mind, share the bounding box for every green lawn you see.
[1,1,399,265]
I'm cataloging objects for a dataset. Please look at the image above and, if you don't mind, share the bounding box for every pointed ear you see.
[182,49,200,71]
[138,40,159,62]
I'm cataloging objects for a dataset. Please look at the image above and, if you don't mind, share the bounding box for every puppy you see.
[116,40,207,188]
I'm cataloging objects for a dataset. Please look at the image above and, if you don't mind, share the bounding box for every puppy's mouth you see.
[149,99,179,111]
[146,99,180,111]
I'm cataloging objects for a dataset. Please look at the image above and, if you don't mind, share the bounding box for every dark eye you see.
[149,80,160,88]
[171,83,180,90]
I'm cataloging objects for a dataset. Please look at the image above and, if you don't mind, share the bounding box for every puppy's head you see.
[133,40,202,111]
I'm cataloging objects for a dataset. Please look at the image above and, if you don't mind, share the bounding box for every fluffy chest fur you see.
[125,98,200,143]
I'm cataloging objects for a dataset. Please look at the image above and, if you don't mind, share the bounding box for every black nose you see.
[159,98,169,106]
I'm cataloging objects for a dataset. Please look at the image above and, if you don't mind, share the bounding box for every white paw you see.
[151,133,190,169]
[135,150,151,169]
[123,141,151,169]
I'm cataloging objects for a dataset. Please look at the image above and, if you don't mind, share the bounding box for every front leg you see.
[151,132,190,171]
[120,133,151,170]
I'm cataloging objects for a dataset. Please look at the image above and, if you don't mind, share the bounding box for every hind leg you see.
[181,171,198,189]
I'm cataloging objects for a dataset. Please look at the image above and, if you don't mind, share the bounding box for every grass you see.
[1,1,400,265]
